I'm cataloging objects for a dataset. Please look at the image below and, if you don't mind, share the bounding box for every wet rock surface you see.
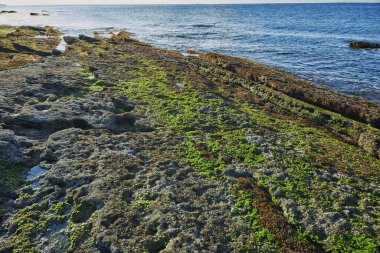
[0,26,379,253]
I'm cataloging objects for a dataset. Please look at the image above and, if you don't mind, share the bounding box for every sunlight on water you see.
[26,165,46,179]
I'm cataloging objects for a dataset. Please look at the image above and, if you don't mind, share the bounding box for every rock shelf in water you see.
[349,41,380,49]
[0,25,379,253]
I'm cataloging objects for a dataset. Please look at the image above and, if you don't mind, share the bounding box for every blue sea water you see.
[1,3,379,102]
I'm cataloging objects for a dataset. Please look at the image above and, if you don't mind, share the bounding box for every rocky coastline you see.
[0,25,379,253]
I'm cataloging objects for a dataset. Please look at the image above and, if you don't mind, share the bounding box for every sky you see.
[1,0,379,5]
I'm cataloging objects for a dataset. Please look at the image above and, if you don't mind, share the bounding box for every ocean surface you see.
[1,3,379,103]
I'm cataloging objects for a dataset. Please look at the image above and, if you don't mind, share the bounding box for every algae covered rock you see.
[358,131,380,157]
[0,27,379,253]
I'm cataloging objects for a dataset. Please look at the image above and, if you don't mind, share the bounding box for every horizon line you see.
[2,1,380,6]
[0,1,380,7]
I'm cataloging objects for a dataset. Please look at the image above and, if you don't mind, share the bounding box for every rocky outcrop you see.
[349,41,380,49]
[3,92,136,134]
[0,10,17,14]
[78,34,100,43]
[200,52,380,128]
[0,129,31,163]
[0,26,379,253]
[0,26,61,68]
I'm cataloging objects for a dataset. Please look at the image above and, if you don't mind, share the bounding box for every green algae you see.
[69,221,93,248]
[181,131,265,177]
[330,233,379,253]
[53,201,72,215]
[136,199,151,207]
[191,57,380,152]
[1,35,366,251]
[0,162,25,189]
[0,26,14,37]
[115,57,280,249]
[4,199,73,252]
[70,201,97,224]
[113,54,379,252]
[67,201,97,249]
[239,102,380,181]
[11,202,49,253]
[233,189,280,252]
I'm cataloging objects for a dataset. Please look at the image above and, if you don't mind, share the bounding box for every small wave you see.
[173,32,219,38]
[276,52,296,55]
[191,24,215,28]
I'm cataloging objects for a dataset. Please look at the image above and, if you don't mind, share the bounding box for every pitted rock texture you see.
[0,26,379,253]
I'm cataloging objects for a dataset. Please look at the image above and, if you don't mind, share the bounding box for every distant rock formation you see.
[1,10,16,14]
[349,41,380,49]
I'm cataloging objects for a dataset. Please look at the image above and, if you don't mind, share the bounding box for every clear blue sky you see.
[2,0,379,5]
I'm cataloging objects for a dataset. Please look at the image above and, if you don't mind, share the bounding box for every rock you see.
[52,48,63,56]
[349,41,380,49]
[0,129,30,163]
[1,10,17,14]
[3,93,137,134]
[30,12,39,16]
[25,76,39,84]
[111,30,131,43]
[222,164,253,178]
[71,201,98,223]
[324,212,342,223]
[1,25,379,253]
[79,34,100,43]
[111,94,135,112]
[26,26,47,33]
[63,36,78,45]
[186,49,199,54]
[358,131,380,157]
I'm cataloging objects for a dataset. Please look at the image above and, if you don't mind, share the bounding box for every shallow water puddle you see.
[181,52,199,57]
[55,37,67,53]
[27,165,46,179]
[27,165,47,188]
[47,221,68,233]
[33,35,57,39]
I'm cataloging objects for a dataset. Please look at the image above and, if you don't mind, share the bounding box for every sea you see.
[1,3,379,103]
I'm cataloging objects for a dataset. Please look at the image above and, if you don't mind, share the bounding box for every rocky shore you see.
[0,25,379,253]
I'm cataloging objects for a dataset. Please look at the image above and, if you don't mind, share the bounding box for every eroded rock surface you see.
[0,26,379,253]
